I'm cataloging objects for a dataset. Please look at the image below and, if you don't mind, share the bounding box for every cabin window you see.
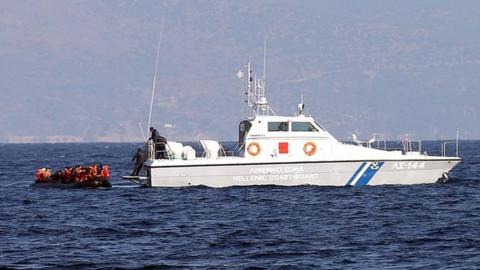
[268,122,289,132]
[292,122,318,132]
[238,120,252,145]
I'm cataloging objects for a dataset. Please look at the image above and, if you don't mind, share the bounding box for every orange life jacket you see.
[74,167,83,182]
[80,169,89,181]
[89,165,98,178]
[100,165,110,178]
[35,169,45,182]
[63,168,73,182]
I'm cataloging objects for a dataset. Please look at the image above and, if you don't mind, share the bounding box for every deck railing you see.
[441,129,460,157]
[346,129,460,158]
[146,140,171,160]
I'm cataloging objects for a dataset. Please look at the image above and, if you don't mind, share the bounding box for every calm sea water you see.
[0,141,479,269]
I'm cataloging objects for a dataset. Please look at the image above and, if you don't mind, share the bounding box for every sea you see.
[0,141,479,269]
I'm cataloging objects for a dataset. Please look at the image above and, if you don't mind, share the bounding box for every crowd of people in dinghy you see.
[35,164,110,184]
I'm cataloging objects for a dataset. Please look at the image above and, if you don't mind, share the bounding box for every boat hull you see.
[145,158,461,188]
[31,179,111,188]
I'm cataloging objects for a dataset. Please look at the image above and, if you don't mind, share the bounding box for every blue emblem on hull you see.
[346,162,384,186]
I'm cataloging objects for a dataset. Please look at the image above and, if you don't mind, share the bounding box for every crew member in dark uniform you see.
[149,127,160,141]
[131,148,146,176]
[149,127,167,159]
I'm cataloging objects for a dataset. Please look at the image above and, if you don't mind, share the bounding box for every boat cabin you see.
[239,115,337,160]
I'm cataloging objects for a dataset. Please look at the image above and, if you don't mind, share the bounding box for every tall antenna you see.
[239,40,276,117]
[263,39,267,97]
[147,18,166,138]
[138,122,147,141]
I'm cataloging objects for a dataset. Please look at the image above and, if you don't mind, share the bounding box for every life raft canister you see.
[303,142,317,156]
[247,142,261,157]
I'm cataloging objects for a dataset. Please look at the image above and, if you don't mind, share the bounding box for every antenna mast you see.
[243,62,275,116]
[239,41,275,117]
[263,39,267,98]
[147,19,165,138]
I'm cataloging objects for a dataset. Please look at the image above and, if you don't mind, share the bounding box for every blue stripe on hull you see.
[354,162,384,187]
[346,162,367,186]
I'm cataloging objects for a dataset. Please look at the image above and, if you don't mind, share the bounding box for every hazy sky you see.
[1,0,479,142]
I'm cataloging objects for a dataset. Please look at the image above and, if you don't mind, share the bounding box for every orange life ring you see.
[247,142,261,156]
[303,142,317,156]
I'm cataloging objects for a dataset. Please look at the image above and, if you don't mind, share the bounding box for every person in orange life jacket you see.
[35,168,43,182]
[35,168,49,183]
[62,166,73,183]
[149,127,167,159]
[88,164,98,180]
[100,165,110,178]
[95,164,101,175]
[77,167,85,182]
[82,167,90,181]
[43,168,52,181]
[73,165,85,182]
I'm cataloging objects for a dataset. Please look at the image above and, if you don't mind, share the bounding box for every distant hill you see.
[1,1,479,142]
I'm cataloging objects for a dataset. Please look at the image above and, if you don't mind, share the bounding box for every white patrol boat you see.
[133,62,461,188]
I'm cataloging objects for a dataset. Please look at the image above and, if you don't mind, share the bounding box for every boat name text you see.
[233,166,318,182]
[249,166,304,174]
[392,161,425,170]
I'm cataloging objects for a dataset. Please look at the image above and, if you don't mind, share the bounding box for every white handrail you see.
[442,142,456,157]
[442,129,460,157]
[456,128,460,157]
